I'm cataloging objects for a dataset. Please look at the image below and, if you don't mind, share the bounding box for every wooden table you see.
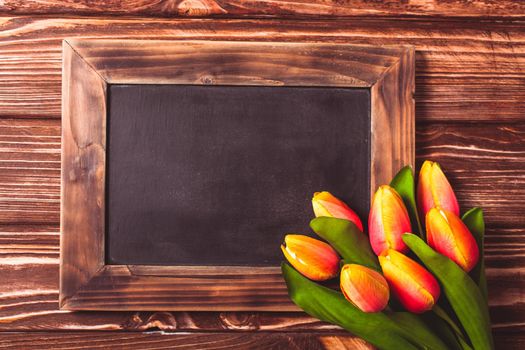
[0,1,523,348]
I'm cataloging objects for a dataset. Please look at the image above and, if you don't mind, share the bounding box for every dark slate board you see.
[106,84,370,266]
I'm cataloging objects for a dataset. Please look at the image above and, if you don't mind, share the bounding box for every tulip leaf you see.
[462,208,488,302]
[432,304,472,350]
[310,217,380,272]
[419,311,466,350]
[282,262,449,350]
[390,165,424,238]
[403,234,494,350]
[389,311,462,350]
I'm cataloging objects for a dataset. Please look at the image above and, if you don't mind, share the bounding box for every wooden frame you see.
[60,39,414,311]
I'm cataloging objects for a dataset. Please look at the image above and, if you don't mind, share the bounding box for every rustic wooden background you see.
[0,1,524,349]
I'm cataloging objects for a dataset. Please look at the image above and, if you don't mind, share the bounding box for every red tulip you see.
[426,207,479,272]
[340,264,390,313]
[379,249,440,313]
[368,185,412,255]
[417,160,459,218]
[281,234,340,281]
[312,191,363,231]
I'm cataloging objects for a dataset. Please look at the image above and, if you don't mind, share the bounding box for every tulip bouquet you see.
[281,161,493,350]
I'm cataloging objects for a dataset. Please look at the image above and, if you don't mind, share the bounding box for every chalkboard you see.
[106,84,370,266]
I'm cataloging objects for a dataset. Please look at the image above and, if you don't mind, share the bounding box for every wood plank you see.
[416,123,525,229]
[493,331,525,350]
[370,46,415,200]
[0,330,521,350]
[0,224,521,349]
[0,17,524,121]
[2,118,524,228]
[0,0,524,19]
[0,332,373,349]
[69,39,408,87]
[59,40,107,309]
[0,119,60,224]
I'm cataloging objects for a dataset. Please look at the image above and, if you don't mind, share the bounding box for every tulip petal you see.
[281,234,340,281]
[312,191,364,231]
[390,165,423,237]
[430,163,460,215]
[369,186,412,255]
[417,161,436,218]
[379,249,440,313]
[426,208,479,272]
[340,264,389,313]
[417,160,459,218]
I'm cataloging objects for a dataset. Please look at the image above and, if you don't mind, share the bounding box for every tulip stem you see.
[433,304,472,350]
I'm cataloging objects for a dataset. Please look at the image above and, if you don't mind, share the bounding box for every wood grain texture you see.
[65,265,291,311]
[0,121,522,341]
[0,4,523,347]
[60,39,413,311]
[0,332,373,349]
[0,119,60,224]
[0,226,520,349]
[60,41,106,306]
[0,17,524,122]
[0,0,524,19]
[68,39,408,87]
[416,123,525,230]
[4,119,522,229]
[370,46,415,198]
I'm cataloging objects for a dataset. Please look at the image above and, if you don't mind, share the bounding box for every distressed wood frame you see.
[60,39,415,311]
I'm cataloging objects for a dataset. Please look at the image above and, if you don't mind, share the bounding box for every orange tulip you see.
[417,160,459,218]
[368,185,412,255]
[312,191,364,231]
[379,249,440,313]
[340,264,390,313]
[426,207,479,272]
[281,234,340,281]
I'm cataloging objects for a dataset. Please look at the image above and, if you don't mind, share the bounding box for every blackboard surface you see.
[106,84,370,266]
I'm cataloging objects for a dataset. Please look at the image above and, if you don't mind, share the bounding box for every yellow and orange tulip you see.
[426,207,479,272]
[368,185,412,255]
[417,160,459,218]
[281,234,340,281]
[340,264,390,313]
[379,249,440,313]
[312,191,364,231]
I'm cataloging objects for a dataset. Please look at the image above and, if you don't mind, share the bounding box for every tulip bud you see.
[368,185,412,255]
[340,264,389,313]
[426,207,479,272]
[379,249,440,313]
[281,234,340,281]
[312,191,364,231]
[417,160,459,218]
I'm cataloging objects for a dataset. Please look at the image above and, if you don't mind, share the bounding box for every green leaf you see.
[310,217,380,271]
[390,165,423,238]
[282,262,449,350]
[432,305,472,350]
[403,234,494,350]
[390,311,462,350]
[462,208,488,302]
[419,311,466,350]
